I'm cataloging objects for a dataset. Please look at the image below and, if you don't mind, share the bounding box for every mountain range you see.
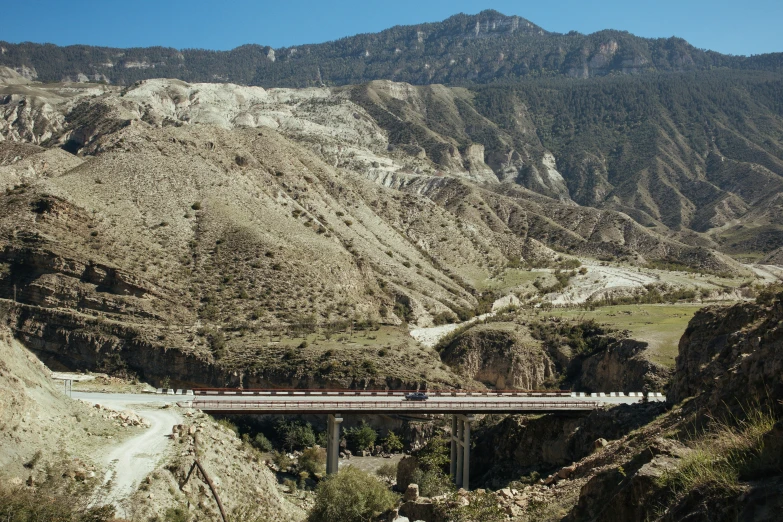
[1,10,782,87]
[1,11,783,388]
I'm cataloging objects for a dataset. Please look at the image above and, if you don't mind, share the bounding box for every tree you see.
[308,467,397,522]
[275,419,317,452]
[344,421,377,451]
[381,430,404,453]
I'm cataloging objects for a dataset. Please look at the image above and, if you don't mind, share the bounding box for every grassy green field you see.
[463,266,551,293]
[536,304,708,367]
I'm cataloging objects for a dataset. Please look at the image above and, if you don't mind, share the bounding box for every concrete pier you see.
[326,413,343,475]
[450,414,474,490]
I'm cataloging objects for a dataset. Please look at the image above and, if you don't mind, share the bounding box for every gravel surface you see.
[76,394,182,516]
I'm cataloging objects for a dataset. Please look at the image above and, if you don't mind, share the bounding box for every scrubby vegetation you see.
[4,11,781,88]
[433,491,506,522]
[586,283,699,307]
[308,467,397,522]
[529,318,613,357]
[658,408,779,499]
[0,473,115,522]
[397,436,454,497]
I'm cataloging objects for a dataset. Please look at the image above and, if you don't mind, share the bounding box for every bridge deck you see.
[193,398,611,414]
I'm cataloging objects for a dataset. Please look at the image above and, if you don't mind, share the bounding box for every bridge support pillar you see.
[450,414,474,491]
[326,413,343,475]
[450,415,457,479]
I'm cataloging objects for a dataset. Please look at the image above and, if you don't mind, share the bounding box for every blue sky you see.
[5,0,781,56]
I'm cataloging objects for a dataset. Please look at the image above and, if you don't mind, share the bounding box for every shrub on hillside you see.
[0,479,115,522]
[250,432,274,452]
[409,467,454,497]
[299,446,326,475]
[376,462,398,481]
[308,467,397,522]
[434,491,505,522]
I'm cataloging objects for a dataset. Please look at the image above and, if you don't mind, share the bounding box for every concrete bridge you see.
[188,388,663,490]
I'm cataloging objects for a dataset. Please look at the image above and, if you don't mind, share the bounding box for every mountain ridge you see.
[1,10,782,87]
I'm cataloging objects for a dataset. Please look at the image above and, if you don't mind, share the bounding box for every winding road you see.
[74,392,182,516]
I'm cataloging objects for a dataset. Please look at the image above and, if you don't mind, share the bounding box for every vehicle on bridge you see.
[404,391,429,401]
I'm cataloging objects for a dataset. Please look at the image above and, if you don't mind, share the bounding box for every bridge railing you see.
[190,399,601,412]
[191,388,574,397]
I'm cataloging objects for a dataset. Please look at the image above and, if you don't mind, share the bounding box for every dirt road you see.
[75,394,182,515]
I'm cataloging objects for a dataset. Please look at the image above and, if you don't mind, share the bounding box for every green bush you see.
[163,507,189,522]
[409,468,454,497]
[344,421,377,451]
[376,462,398,481]
[276,419,317,452]
[272,450,291,471]
[308,467,397,522]
[299,446,326,475]
[434,491,505,522]
[381,431,404,453]
[283,478,297,494]
[416,436,451,471]
[0,481,115,522]
[251,433,274,452]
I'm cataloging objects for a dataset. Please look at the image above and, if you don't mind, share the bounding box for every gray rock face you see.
[438,323,556,390]
[669,296,783,415]
[471,402,666,486]
[577,339,671,393]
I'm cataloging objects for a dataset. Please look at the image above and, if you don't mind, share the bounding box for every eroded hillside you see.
[0,71,774,389]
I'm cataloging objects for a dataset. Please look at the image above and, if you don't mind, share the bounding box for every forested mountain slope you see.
[471,71,783,257]
[2,10,782,87]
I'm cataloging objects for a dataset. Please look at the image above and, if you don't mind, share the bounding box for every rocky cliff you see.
[669,296,783,415]
[438,322,556,389]
[464,295,783,520]
[2,12,781,87]
[576,339,671,393]
[564,295,783,521]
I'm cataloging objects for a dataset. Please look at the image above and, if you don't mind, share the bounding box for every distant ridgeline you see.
[1,10,782,87]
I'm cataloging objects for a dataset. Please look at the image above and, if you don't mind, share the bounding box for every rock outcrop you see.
[576,339,671,393]
[438,322,556,389]
[471,402,666,486]
[669,295,783,414]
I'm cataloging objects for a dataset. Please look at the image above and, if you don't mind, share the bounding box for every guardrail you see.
[191,388,573,397]
[191,399,602,414]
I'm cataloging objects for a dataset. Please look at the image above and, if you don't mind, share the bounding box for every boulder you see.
[557,463,577,479]
[398,499,434,522]
[403,483,419,502]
